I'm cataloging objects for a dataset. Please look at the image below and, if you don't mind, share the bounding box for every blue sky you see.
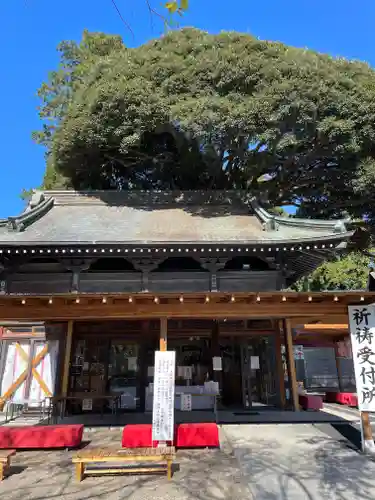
[1,0,375,218]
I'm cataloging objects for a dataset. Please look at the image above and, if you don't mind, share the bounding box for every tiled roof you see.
[0,190,353,246]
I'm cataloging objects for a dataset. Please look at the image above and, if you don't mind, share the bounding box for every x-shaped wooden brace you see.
[0,343,51,404]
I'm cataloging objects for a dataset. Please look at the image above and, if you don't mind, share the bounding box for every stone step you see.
[2,415,45,426]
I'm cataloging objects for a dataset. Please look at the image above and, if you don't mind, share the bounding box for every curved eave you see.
[249,198,350,233]
[284,248,346,286]
[0,231,354,249]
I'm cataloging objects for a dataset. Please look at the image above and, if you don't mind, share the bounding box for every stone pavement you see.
[0,428,247,500]
[222,423,375,500]
[2,423,375,499]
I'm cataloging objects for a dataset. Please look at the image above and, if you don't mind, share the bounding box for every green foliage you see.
[33,30,124,189]
[292,252,371,291]
[34,29,375,221]
[165,0,188,15]
[20,188,35,201]
[268,207,290,217]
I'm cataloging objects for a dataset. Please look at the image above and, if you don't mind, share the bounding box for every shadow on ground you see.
[0,429,246,500]
[223,423,375,500]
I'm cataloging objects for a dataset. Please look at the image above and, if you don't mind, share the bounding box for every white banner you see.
[348,304,375,411]
[29,341,59,405]
[152,351,176,442]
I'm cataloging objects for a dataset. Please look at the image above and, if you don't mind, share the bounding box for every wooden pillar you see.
[334,342,344,393]
[139,320,150,412]
[61,320,74,397]
[274,323,286,409]
[211,320,222,387]
[361,412,375,452]
[283,318,299,411]
[160,318,167,352]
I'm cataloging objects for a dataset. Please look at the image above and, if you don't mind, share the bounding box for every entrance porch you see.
[0,291,370,423]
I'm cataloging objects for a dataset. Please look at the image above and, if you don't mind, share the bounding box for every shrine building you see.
[0,190,368,417]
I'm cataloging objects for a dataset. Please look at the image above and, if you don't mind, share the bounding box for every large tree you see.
[292,252,371,292]
[35,28,375,221]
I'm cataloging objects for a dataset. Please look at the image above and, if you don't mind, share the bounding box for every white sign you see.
[178,366,192,379]
[349,304,375,411]
[184,366,192,380]
[293,345,305,360]
[213,357,222,371]
[251,356,260,370]
[82,398,92,411]
[204,380,219,394]
[152,351,176,442]
[180,393,192,411]
[128,357,137,371]
[337,339,352,359]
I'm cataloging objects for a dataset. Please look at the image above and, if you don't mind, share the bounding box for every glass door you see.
[241,336,278,408]
[107,341,140,411]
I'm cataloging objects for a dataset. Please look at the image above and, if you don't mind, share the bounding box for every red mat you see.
[122,424,174,448]
[0,424,84,449]
[336,392,358,407]
[299,394,323,411]
[325,392,358,407]
[122,423,220,449]
[176,423,219,448]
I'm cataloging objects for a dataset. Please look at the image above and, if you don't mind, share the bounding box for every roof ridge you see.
[42,189,256,208]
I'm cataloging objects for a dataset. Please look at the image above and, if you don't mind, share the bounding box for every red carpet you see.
[176,423,219,448]
[122,423,220,449]
[325,392,358,407]
[336,392,358,407]
[0,424,84,449]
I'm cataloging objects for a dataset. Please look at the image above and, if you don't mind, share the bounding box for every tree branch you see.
[109,0,134,38]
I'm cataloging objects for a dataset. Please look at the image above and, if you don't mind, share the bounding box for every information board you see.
[82,399,92,411]
[152,350,176,442]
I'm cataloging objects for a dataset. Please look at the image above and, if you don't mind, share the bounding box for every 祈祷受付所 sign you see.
[348,304,375,411]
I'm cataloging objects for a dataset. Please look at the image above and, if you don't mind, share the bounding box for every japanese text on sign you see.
[348,305,375,411]
[152,351,176,442]
[180,393,192,411]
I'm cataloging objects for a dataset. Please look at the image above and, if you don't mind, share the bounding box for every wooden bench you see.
[72,447,175,482]
[0,450,16,480]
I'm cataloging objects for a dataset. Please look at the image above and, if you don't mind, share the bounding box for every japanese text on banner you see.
[152,350,176,442]
[348,304,375,411]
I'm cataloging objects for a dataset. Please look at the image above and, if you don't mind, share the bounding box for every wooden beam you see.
[302,323,348,331]
[283,318,299,412]
[61,320,74,397]
[0,301,357,321]
[160,318,167,352]
[290,316,349,328]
